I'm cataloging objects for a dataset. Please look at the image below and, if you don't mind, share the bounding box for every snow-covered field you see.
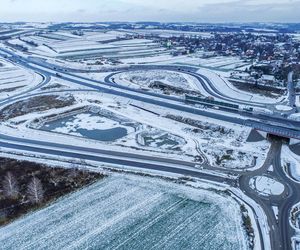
[119,54,250,70]
[0,174,248,250]
[0,59,42,99]
[21,32,167,60]
[137,128,186,150]
[0,29,27,39]
[114,70,199,92]
[120,53,185,64]
[7,38,32,50]
[182,55,251,71]
[84,30,126,42]
[289,113,300,122]
[124,29,214,39]
[197,68,283,104]
[276,105,293,112]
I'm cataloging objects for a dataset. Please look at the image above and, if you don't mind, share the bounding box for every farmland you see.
[0,174,248,250]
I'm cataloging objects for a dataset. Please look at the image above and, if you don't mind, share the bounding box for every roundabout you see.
[249,175,285,197]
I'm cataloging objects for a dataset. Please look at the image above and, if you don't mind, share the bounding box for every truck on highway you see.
[243,106,254,112]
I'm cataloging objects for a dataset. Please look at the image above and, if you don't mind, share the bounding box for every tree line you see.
[2,172,44,204]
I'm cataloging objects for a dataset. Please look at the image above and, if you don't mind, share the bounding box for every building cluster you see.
[156,32,300,87]
[1,22,300,87]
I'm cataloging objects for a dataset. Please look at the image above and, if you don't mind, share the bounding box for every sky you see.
[0,0,300,23]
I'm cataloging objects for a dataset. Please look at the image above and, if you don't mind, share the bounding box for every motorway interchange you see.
[0,45,300,250]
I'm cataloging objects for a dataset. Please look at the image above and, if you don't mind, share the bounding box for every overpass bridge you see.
[245,120,300,141]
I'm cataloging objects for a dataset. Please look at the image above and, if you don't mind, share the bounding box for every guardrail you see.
[185,94,239,110]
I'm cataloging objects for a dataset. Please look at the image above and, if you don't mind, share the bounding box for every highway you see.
[2,47,300,140]
[0,46,300,249]
[0,140,235,184]
[14,56,284,107]
[23,55,277,108]
[0,125,296,250]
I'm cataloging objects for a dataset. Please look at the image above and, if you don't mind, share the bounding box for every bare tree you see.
[2,172,19,199]
[68,163,79,178]
[27,177,44,204]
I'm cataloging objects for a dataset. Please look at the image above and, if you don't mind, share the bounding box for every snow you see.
[0,87,270,170]
[281,145,300,182]
[22,35,57,46]
[43,112,134,137]
[1,95,196,161]
[125,29,214,38]
[110,39,154,46]
[22,33,167,60]
[296,96,300,108]
[272,206,279,221]
[196,56,245,70]
[84,31,126,42]
[292,237,300,250]
[114,70,199,91]
[289,113,300,121]
[0,27,280,250]
[275,105,293,112]
[290,202,300,234]
[197,68,282,104]
[169,54,251,72]
[249,176,284,196]
[230,188,269,250]
[0,174,248,250]
[0,146,264,248]
[52,39,116,54]
[120,54,187,64]
[7,38,31,49]
[0,58,43,100]
[0,29,27,39]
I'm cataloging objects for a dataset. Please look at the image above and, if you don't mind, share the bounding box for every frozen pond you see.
[38,111,186,150]
[41,112,130,142]
[0,175,248,250]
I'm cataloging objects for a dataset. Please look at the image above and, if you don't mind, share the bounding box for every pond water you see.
[76,127,127,141]
[41,113,128,142]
